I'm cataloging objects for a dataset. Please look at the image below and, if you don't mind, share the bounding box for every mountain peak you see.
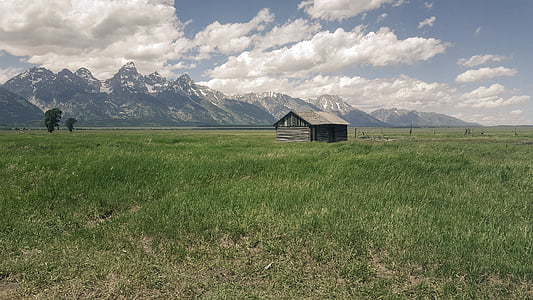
[29,66,51,72]
[75,67,97,80]
[306,94,353,114]
[58,68,75,76]
[145,71,164,81]
[118,62,138,74]
[123,61,136,68]
[106,61,147,95]
[25,67,55,78]
[75,67,101,93]
[177,73,192,83]
[173,74,194,90]
[75,67,91,74]
[4,67,55,88]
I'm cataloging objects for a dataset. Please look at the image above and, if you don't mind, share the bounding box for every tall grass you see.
[0,129,531,298]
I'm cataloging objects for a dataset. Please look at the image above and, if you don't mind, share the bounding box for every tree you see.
[44,108,62,133]
[65,118,77,132]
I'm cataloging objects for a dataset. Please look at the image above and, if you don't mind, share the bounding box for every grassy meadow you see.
[0,128,532,299]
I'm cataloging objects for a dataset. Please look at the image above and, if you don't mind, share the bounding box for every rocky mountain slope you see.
[307,95,387,127]
[1,62,477,127]
[235,92,320,119]
[371,108,478,127]
[3,62,275,126]
[0,86,43,126]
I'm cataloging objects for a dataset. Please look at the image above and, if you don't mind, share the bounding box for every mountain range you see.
[0,62,477,127]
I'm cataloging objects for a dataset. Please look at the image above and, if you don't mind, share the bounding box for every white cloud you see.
[201,76,294,96]
[377,13,389,23]
[298,0,402,21]
[418,16,436,29]
[204,74,455,112]
[205,72,530,124]
[454,111,531,126]
[190,8,274,60]
[207,26,449,79]
[460,84,530,108]
[511,110,523,115]
[457,54,508,67]
[290,75,455,111]
[0,0,187,79]
[0,67,25,84]
[424,2,434,9]
[254,19,322,51]
[168,61,197,71]
[464,83,506,98]
[456,67,517,83]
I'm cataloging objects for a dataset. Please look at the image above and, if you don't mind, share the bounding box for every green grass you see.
[1,128,532,299]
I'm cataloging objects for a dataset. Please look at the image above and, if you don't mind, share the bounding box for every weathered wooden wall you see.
[276,127,311,142]
[333,125,348,142]
[312,125,347,142]
[314,125,330,142]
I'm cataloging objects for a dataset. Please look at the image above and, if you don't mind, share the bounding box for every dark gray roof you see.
[292,111,349,125]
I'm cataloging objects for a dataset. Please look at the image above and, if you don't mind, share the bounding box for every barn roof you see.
[275,111,349,126]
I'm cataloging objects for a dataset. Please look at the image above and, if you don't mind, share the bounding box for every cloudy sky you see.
[0,0,532,125]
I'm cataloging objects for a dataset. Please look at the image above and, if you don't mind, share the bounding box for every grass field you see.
[1,128,532,299]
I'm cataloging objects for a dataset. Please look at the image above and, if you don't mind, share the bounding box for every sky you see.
[0,0,532,125]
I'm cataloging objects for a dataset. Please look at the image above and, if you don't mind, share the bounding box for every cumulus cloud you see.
[0,0,187,79]
[207,26,449,79]
[201,76,294,96]
[254,19,322,51]
[298,0,403,21]
[457,54,508,67]
[460,84,530,108]
[205,71,530,120]
[205,74,455,111]
[418,16,436,29]
[190,8,274,60]
[290,75,455,110]
[204,72,531,125]
[456,67,517,83]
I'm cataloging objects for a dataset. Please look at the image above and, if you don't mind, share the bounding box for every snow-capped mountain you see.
[1,62,478,127]
[370,108,479,127]
[2,62,275,126]
[236,91,320,119]
[306,95,353,115]
[104,62,149,95]
[3,67,56,100]
[143,71,169,95]
[74,67,101,93]
[304,94,386,126]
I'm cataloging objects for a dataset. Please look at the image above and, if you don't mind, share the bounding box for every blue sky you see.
[0,0,531,125]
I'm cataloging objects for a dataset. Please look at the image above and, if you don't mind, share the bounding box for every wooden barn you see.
[273,111,349,142]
